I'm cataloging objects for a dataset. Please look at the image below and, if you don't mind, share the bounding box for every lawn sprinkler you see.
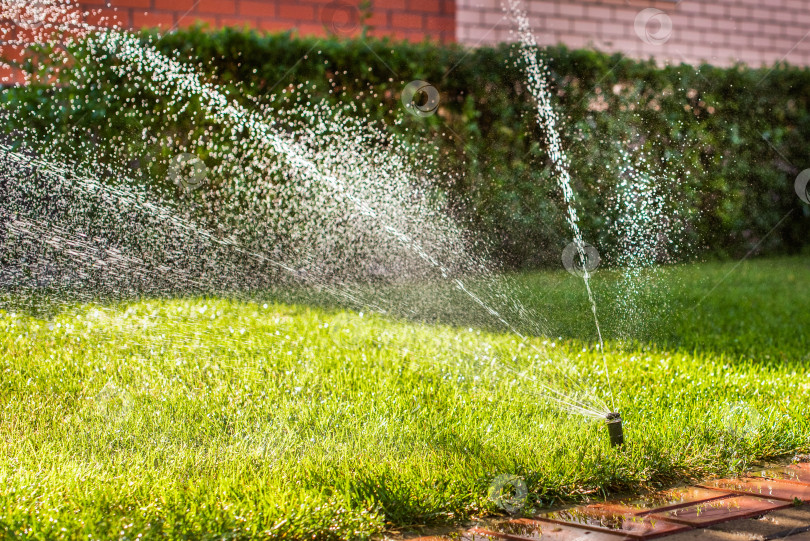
[606,412,624,447]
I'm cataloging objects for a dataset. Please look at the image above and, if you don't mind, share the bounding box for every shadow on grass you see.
[2,255,808,362]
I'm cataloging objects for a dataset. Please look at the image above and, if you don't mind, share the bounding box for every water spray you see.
[505,0,617,417]
[605,412,624,447]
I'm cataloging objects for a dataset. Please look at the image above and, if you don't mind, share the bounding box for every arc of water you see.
[94,31,542,338]
[0,143,394,315]
[96,32,612,414]
[2,2,612,418]
[504,0,615,411]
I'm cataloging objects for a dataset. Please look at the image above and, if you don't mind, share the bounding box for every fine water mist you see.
[0,0,688,421]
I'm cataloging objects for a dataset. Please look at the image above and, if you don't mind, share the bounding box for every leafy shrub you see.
[2,27,809,269]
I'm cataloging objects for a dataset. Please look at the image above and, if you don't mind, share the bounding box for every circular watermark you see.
[167,153,208,191]
[561,241,601,277]
[328,323,365,349]
[795,169,810,204]
[401,80,440,118]
[488,474,528,514]
[721,401,763,438]
[15,0,49,29]
[95,380,134,422]
[634,8,673,46]
[321,1,359,35]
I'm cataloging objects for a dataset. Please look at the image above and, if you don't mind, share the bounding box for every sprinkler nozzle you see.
[606,412,624,447]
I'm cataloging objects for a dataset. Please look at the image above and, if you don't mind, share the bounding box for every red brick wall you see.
[0,0,454,84]
[457,0,810,67]
[79,0,456,43]
[5,0,810,87]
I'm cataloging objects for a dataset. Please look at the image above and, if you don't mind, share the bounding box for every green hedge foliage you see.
[3,27,809,269]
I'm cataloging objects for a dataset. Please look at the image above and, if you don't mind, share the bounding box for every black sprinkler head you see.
[606,412,624,447]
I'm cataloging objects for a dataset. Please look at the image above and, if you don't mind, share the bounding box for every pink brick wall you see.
[456,0,810,67]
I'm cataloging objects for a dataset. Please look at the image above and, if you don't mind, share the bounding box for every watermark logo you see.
[721,401,763,438]
[561,241,601,277]
[795,169,810,204]
[634,8,673,46]
[488,474,528,514]
[15,0,49,29]
[328,322,365,349]
[95,380,133,423]
[401,80,440,117]
[321,1,360,35]
[167,153,208,191]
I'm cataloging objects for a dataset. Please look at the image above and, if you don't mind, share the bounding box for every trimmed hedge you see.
[3,28,810,268]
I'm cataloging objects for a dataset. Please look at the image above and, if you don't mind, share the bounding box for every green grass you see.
[1,256,809,540]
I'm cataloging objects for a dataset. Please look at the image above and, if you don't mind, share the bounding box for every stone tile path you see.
[408,463,810,540]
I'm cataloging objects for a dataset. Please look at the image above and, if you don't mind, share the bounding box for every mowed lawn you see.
[1,256,808,539]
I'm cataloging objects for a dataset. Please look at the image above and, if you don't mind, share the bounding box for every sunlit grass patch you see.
[0,257,808,539]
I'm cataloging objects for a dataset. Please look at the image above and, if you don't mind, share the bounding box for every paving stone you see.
[661,529,757,540]
[407,527,519,541]
[754,466,810,486]
[409,476,810,540]
[597,487,732,516]
[410,532,502,541]
[758,505,810,529]
[496,519,632,540]
[537,507,687,538]
[709,516,796,539]
[701,478,810,502]
[466,526,523,540]
[648,495,790,527]
[458,530,504,540]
